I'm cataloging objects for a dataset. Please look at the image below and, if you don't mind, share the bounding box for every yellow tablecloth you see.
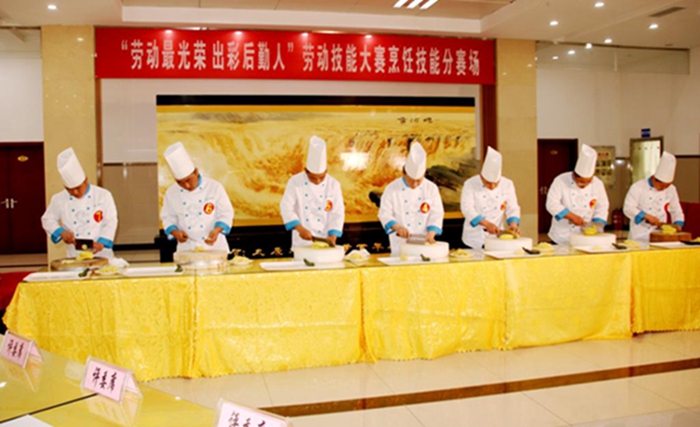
[4,277,196,381]
[632,248,700,333]
[503,253,633,349]
[362,261,506,360]
[192,269,364,376]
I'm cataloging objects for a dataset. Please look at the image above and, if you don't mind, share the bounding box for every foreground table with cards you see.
[4,244,700,381]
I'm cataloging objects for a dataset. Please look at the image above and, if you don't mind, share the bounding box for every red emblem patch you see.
[420,202,430,214]
[325,200,333,212]
[93,210,103,223]
[589,199,597,209]
[203,203,215,215]
[500,201,507,211]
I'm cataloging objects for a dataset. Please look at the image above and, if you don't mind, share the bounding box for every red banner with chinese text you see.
[95,28,494,84]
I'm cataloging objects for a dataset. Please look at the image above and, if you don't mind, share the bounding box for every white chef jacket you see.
[160,175,234,253]
[378,177,445,256]
[546,172,610,245]
[41,184,118,258]
[280,172,345,248]
[623,178,684,242]
[461,175,521,249]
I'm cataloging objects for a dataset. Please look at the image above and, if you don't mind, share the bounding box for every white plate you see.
[24,271,88,282]
[377,256,449,266]
[259,261,346,271]
[483,250,541,260]
[573,244,629,254]
[449,250,477,261]
[649,241,700,249]
[122,266,183,277]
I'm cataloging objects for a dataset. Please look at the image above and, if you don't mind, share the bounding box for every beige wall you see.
[42,26,97,261]
[496,39,538,236]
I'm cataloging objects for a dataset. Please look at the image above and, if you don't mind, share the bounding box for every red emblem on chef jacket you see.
[203,203,215,215]
[500,201,507,211]
[589,199,597,209]
[325,200,333,212]
[420,202,430,214]
[664,202,670,212]
[93,210,103,223]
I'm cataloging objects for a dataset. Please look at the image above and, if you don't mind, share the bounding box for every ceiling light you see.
[585,43,593,49]
[47,4,57,10]
[420,0,439,9]
[649,23,659,29]
[393,0,410,7]
[568,50,575,55]
[77,37,84,42]
[594,2,605,8]
[407,0,424,9]
[604,38,612,44]
[550,20,559,26]
[552,56,559,60]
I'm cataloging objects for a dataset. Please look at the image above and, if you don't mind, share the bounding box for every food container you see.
[173,250,229,274]
[50,257,109,272]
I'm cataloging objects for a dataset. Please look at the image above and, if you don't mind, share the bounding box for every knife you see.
[75,239,94,251]
[406,234,427,245]
[311,236,336,247]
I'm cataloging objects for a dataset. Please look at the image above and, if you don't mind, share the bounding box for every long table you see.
[3,247,699,381]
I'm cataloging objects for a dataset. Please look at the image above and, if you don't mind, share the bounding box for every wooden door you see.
[0,143,47,254]
[538,139,578,233]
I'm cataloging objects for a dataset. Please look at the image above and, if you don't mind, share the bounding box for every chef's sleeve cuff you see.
[469,215,484,227]
[673,220,685,227]
[51,227,65,244]
[284,220,300,231]
[97,237,114,249]
[427,225,442,236]
[506,216,520,225]
[328,229,342,237]
[592,217,607,225]
[215,221,231,235]
[635,211,646,225]
[384,220,397,235]
[165,225,179,240]
[555,209,569,221]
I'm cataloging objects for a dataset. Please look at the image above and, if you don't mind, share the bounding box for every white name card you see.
[215,399,290,427]
[1,330,43,368]
[81,356,142,402]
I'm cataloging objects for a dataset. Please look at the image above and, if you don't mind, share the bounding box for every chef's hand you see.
[61,230,75,245]
[93,242,104,253]
[171,230,189,243]
[565,212,586,226]
[426,231,437,243]
[391,224,410,238]
[509,222,521,235]
[327,235,338,245]
[479,219,500,235]
[205,227,222,245]
[643,214,662,227]
[294,225,313,241]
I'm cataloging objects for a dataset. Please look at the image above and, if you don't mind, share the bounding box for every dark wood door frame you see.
[538,139,578,233]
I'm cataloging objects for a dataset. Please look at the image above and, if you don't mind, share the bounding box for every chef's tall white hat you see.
[574,144,597,178]
[164,142,196,180]
[306,136,327,174]
[481,147,502,183]
[405,142,427,179]
[654,151,676,183]
[57,147,86,189]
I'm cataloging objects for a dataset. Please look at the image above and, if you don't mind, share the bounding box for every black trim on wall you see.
[157,95,475,107]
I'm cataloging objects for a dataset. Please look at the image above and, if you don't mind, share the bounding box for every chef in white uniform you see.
[623,151,684,242]
[378,142,445,256]
[280,136,345,247]
[41,147,118,258]
[461,147,521,248]
[160,142,234,253]
[546,143,610,245]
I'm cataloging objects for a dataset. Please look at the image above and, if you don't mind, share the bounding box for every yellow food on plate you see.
[514,248,526,255]
[583,226,598,236]
[347,252,367,260]
[592,245,603,251]
[451,249,471,258]
[535,242,553,251]
[399,254,410,261]
[694,237,700,243]
[499,234,515,240]
[76,251,94,261]
[661,224,677,235]
[97,265,119,275]
[231,255,252,265]
[623,239,641,248]
[311,241,330,249]
[194,246,207,253]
